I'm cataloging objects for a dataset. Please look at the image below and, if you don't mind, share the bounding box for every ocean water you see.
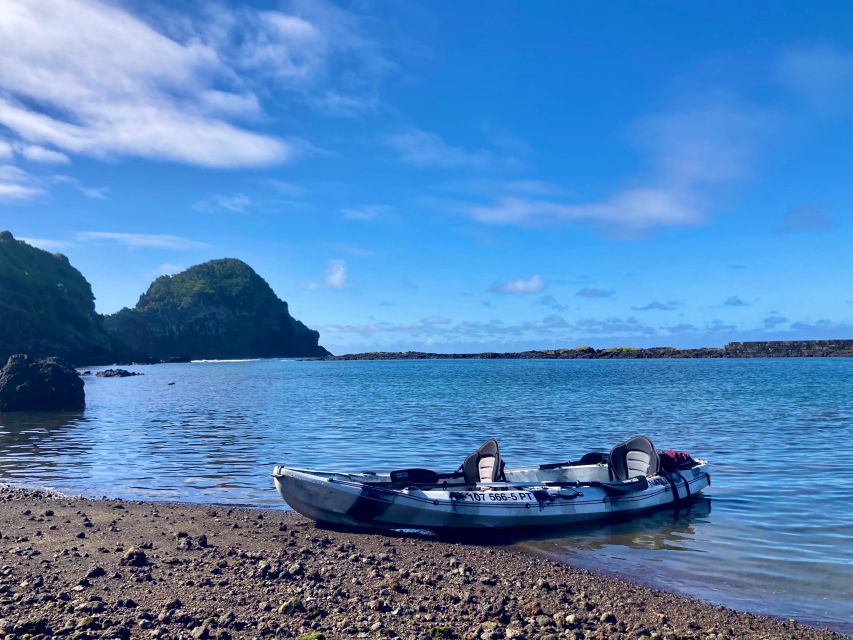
[1,358,851,633]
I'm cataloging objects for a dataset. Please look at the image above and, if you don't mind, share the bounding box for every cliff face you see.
[104,259,329,360]
[0,231,126,365]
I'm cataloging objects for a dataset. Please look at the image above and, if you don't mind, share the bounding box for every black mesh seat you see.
[460,439,506,483]
[608,435,660,481]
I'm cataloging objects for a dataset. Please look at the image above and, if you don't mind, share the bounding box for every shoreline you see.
[320,340,853,361]
[0,486,847,640]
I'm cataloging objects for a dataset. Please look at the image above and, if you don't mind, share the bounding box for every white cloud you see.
[17,236,72,250]
[334,244,377,257]
[342,205,388,221]
[468,189,701,230]
[16,144,69,164]
[462,101,763,232]
[0,0,331,168]
[0,164,42,200]
[324,259,347,289]
[490,274,545,295]
[576,287,614,299]
[194,193,252,213]
[310,258,347,289]
[384,128,499,169]
[78,185,109,199]
[77,231,210,249]
[52,175,109,199]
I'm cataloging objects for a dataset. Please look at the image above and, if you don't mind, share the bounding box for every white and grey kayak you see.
[273,435,711,531]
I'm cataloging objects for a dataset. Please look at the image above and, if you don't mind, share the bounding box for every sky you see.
[1,0,853,354]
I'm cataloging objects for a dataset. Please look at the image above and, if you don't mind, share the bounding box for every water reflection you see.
[0,411,88,482]
[517,496,712,552]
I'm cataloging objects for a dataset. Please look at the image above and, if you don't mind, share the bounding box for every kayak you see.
[272,435,711,530]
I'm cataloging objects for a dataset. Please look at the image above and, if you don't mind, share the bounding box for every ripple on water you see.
[0,358,852,633]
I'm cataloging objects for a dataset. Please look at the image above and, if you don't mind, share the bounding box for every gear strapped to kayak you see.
[273,435,710,531]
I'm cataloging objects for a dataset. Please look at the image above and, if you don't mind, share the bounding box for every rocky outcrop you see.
[723,340,853,357]
[95,369,143,378]
[0,231,129,365]
[0,354,85,411]
[104,259,329,360]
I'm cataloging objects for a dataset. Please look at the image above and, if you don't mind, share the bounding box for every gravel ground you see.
[0,486,847,640]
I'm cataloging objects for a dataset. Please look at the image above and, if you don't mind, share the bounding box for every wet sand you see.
[0,486,846,640]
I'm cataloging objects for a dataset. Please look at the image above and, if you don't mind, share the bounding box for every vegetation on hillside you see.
[0,231,126,365]
[104,259,329,360]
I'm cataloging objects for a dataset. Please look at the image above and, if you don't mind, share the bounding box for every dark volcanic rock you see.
[104,259,329,360]
[95,369,143,378]
[0,231,129,365]
[0,354,85,411]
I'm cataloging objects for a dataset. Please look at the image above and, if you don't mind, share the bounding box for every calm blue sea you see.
[1,358,851,633]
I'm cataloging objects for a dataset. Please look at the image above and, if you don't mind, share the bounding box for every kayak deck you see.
[272,461,711,530]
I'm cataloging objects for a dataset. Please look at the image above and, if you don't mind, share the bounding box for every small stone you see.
[120,548,148,567]
[600,611,617,624]
[86,566,106,579]
[191,624,210,639]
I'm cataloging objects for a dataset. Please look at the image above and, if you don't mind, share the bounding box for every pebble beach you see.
[0,486,846,640]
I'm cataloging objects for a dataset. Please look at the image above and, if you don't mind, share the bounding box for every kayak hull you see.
[272,463,711,530]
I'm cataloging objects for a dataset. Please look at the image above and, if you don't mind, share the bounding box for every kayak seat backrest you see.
[461,439,505,483]
[608,435,660,481]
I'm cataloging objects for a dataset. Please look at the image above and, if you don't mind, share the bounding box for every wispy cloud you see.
[467,190,701,230]
[490,274,545,295]
[334,244,377,258]
[384,128,502,169]
[52,175,109,199]
[576,287,613,299]
[538,294,567,311]
[17,236,73,250]
[77,231,210,249]
[777,204,835,234]
[778,44,853,107]
[723,295,749,307]
[17,144,69,165]
[194,193,252,213]
[310,259,347,289]
[0,165,43,200]
[763,315,788,329]
[632,301,677,311]
[461,100,763,233]
[266,180,304,198]
[0,0,385,171]
[343,205,388,221]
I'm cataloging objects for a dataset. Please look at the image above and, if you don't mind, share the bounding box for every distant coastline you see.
[322,339,853,360]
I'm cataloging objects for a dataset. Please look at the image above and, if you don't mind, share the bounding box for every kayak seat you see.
[608,435,660,481]
[460,439,506,483]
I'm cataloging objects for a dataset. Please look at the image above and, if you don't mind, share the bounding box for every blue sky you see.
[2,0,853,354]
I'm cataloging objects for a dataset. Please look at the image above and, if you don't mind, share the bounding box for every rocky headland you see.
[0,232,329,366]
[0,232,128,366]
[104,259,329,362]
[322,340,853,361]
[0,486,846,640]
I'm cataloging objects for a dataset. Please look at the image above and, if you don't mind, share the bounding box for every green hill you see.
[0,231,126,365]
[104,259,329,360]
